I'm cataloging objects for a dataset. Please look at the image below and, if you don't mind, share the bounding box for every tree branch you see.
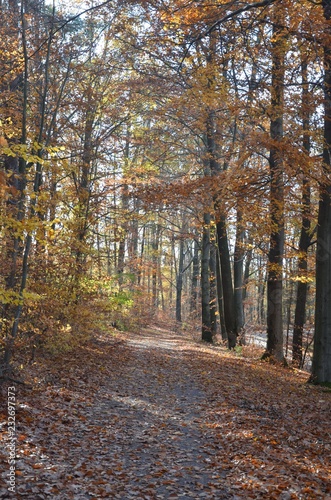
[199,0,279,40]
[179,0,279,69]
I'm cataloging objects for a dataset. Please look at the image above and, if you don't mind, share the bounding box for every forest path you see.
[1,325,330,499]
[93,326,229,499]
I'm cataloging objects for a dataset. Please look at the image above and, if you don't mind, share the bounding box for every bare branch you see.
[202,0,279,39]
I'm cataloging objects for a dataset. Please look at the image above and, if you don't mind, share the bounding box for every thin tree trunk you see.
[242,237,253,302]
[137,225,146,286]
[234,208,245,342]
[176,234,185,323]
[259,270,267,325]
[117,122,132,284]
[169,233,175,305]
[201,212,212,342]
[292,52,311,367]
[285,274,294,358]
[216,251,227,340]
[152,222,161,309]
[209,230,218,336]
[190,238,199,314]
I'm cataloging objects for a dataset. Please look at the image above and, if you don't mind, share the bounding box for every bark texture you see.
[265,8,285,362]
[311,0,331,383]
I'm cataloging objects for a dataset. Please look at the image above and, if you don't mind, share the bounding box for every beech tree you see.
[263,6,286,362]
[311,0,331,384]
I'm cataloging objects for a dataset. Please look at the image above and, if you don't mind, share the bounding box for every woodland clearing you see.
[0,324,330,499]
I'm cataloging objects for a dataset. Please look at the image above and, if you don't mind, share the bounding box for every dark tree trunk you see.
[75,107,94,282]
[311,0,331,383]
[203,33,234,344]
[2,3,28,372]
[293,54,311,367]
[117,127,130,284]
[205,105,236,347]
[176,235,185,323]
[217,216,237,348]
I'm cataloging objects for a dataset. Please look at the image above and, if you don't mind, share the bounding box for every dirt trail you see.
[92,326,230,499]
[1,325,330,499]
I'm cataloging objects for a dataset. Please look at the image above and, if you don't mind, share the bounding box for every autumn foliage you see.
[0,1,331,378]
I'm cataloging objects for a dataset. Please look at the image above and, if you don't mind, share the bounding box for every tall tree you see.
[263,7,286,362]
[292,47,312,367]
[311,0,331,384]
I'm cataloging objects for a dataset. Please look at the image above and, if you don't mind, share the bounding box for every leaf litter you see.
[0,325,330,499]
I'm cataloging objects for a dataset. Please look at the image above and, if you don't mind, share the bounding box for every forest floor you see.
[0,324,331,499]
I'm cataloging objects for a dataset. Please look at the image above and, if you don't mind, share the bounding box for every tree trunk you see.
[152,222,161,309]
[264,8,285,362]
[311,0,331,383]
[216,249,227,341]
[117,126,131,284]
[292,53,311,367]
[75,106,94,283]
[137,225,146,286]
[242,237,253,302]
[2,2,28,372]
[201,212,212,342]
[176,234,185,323]
[285,273,294,358]
[205,105,236,347]
[217,216,237,348]
[190,238,199,314]
[234,208,245,342]
[209,231,218,336]
[259,270,267,325]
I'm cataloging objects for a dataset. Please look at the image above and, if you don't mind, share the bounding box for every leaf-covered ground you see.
[1,325,330,499]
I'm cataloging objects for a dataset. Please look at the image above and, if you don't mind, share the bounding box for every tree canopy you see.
[0,0,331,383]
